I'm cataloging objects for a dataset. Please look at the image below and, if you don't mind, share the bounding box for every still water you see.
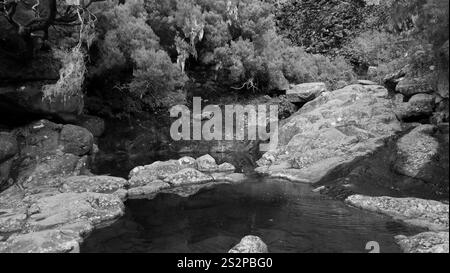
[81,177,422,253]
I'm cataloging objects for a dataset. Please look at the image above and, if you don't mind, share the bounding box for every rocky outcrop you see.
[0,119,127,253]
[128,155,246,198]
[346,195,449,253]
[393,125,440,182]
[395,232,449,253]
[346,195,449,231]
[228,236,268,253]
[395,77,435,98]
[256,84,402,183]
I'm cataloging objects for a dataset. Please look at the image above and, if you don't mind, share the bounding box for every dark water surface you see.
[81,177,423,253]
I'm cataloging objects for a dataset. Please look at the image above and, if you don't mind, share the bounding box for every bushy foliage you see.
[91,0,187,109]
[341,0,448,81]
[276,0,370,55]
[88,0,355,104]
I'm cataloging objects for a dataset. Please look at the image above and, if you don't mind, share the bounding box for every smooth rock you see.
[26,192,125,230]
[0,132,18,163]
[76,115,105,137]
[229,236,268,253]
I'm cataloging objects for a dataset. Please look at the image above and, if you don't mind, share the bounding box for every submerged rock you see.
[346,195,449,231]
[229,236,268,253]
[60,125,94,156]
[395,232,449,253]
[397,94,436,121]
[256,84,402,183]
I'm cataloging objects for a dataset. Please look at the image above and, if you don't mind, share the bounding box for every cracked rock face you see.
[256,84,402,183]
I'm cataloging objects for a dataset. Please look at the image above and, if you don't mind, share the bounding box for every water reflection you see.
[81,178,423,253]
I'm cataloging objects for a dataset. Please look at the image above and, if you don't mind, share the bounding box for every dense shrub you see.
[91,0,188,109]
[88,0,355,105]
[276,0,370,55]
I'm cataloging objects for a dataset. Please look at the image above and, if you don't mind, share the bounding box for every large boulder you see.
[128,160,185,188]
[395,232,449,253]
[346,195,449,231]
[60,125,94,156]
[10,120,92,190]
[400,94,436,120]
[395,77,435,97]
[228,236,268,253]
[285,82,327,104]
[0,132,18,163]
[393,125,439,182]
[60,175,129,195]
[256,84,402,183]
